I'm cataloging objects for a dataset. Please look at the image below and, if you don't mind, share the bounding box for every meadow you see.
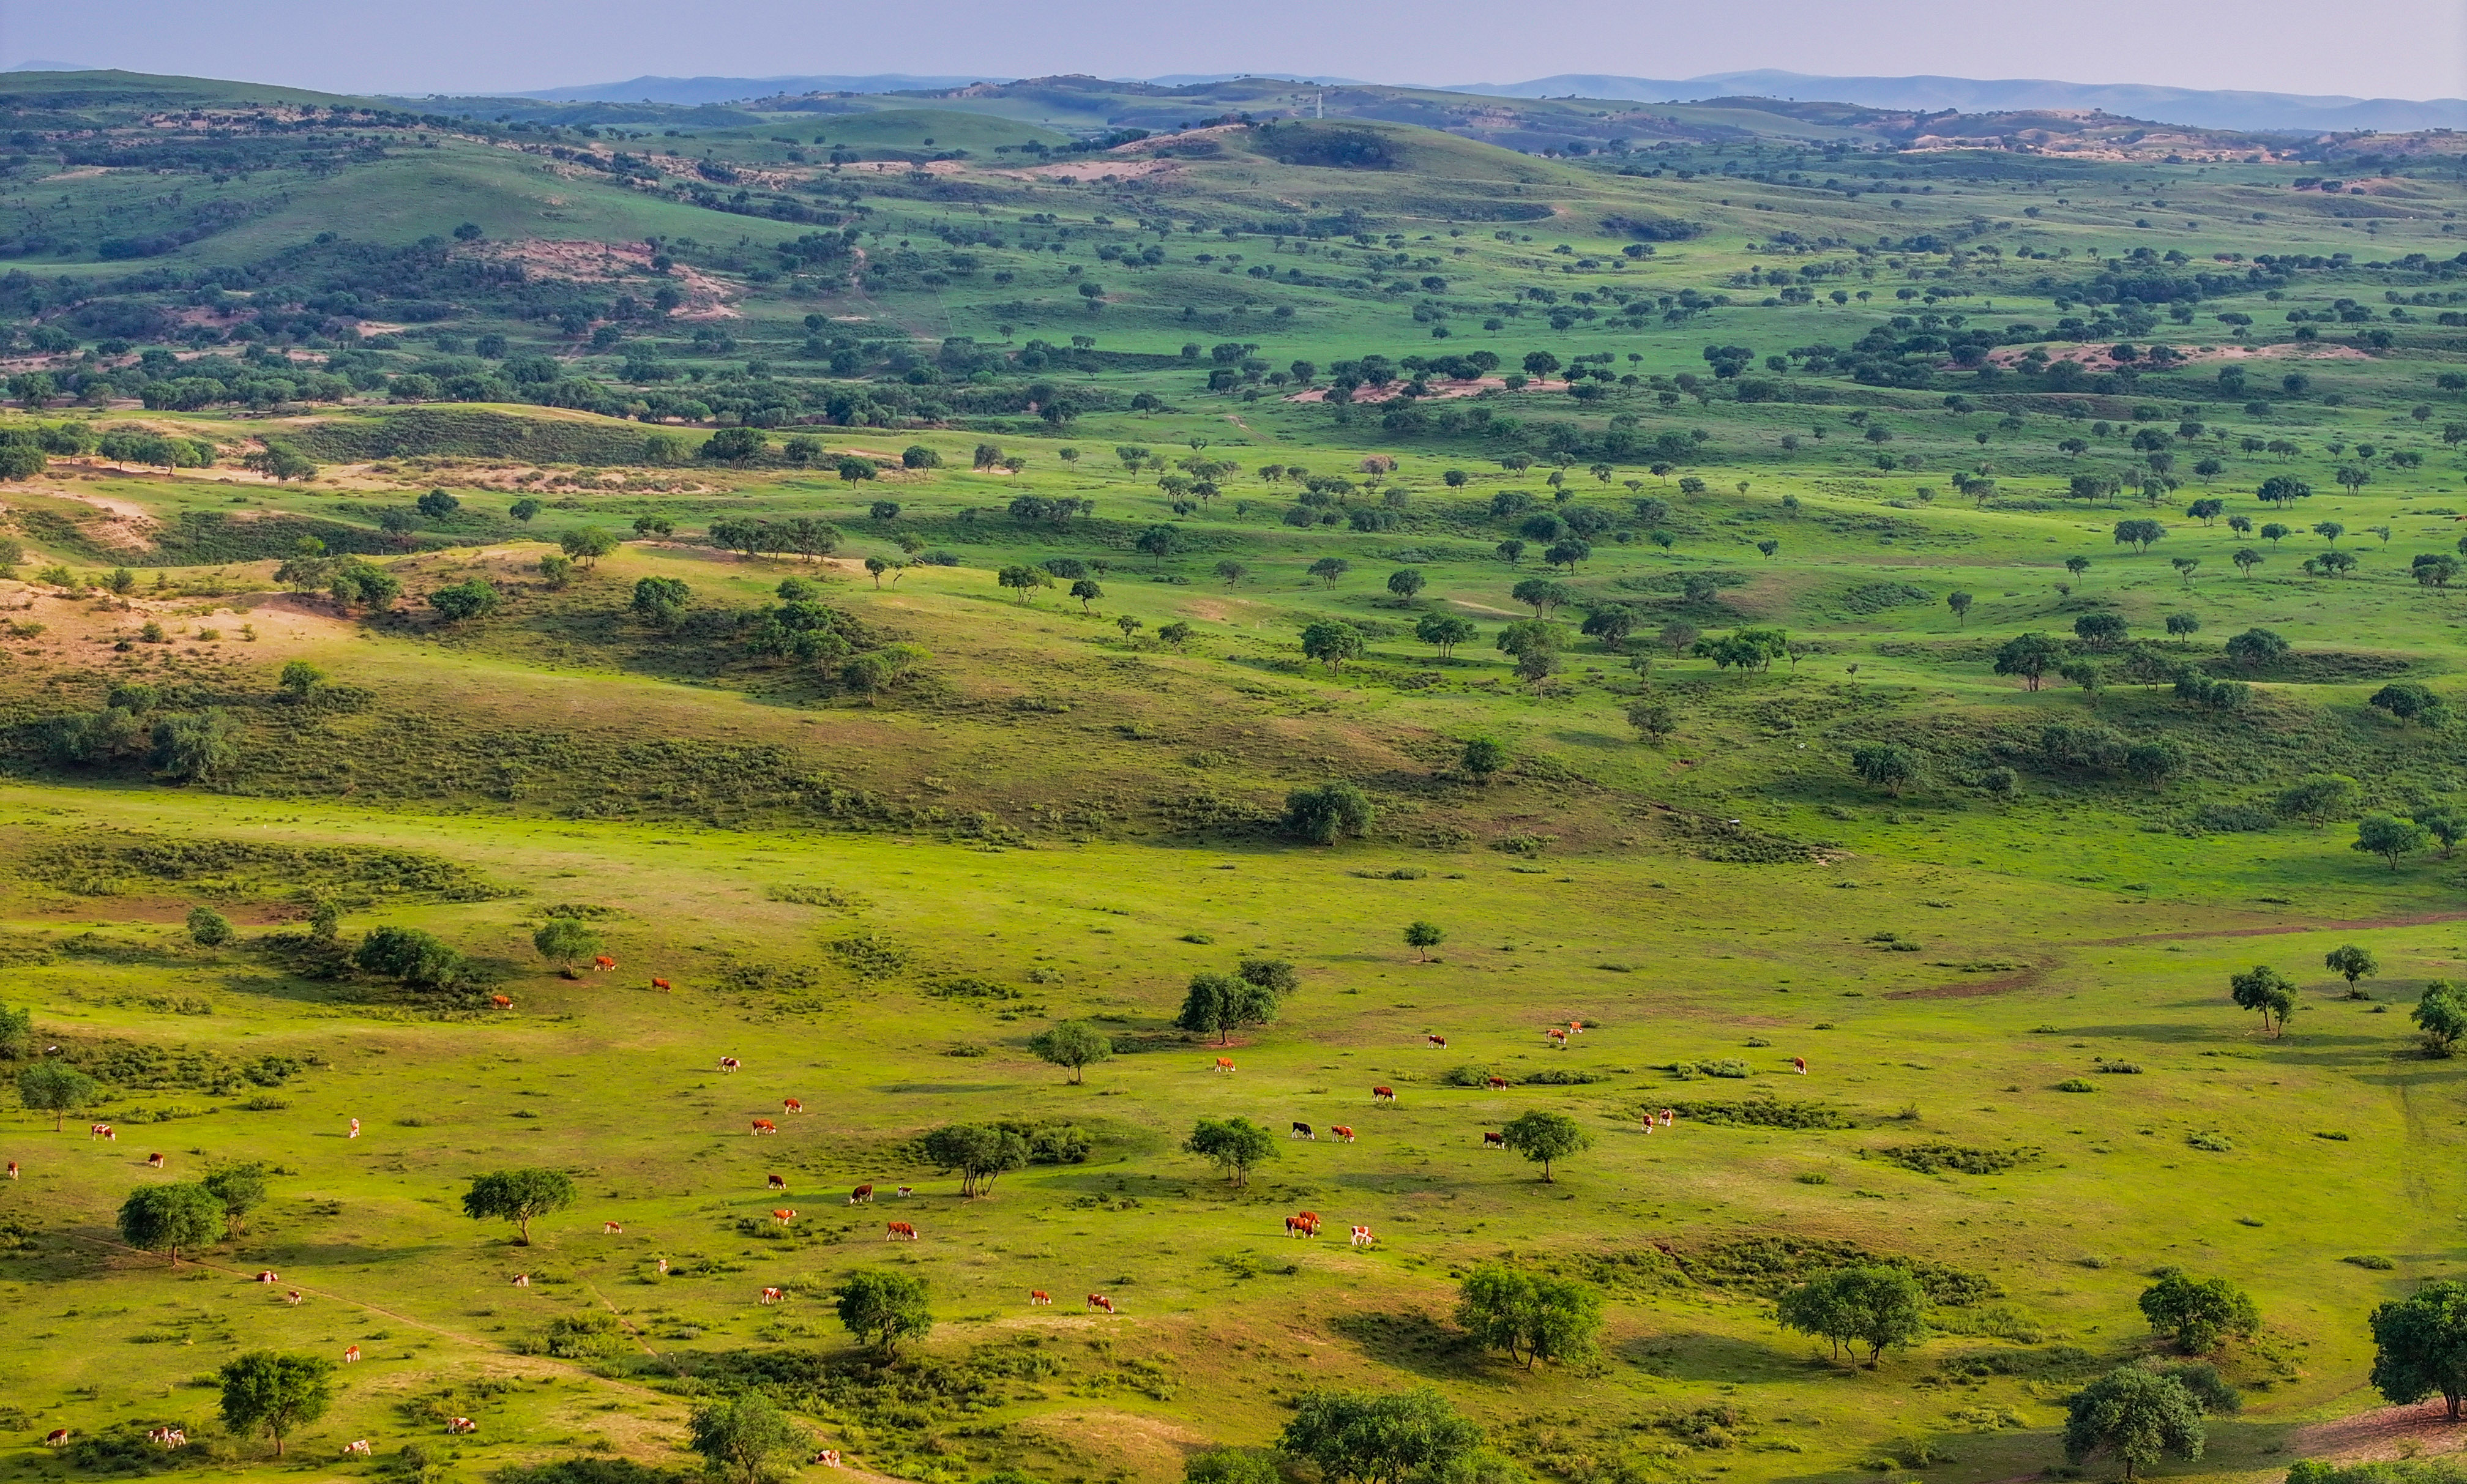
[0,63,2464,1484]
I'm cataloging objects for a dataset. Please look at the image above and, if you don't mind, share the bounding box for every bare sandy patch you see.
[2290,1398,2467,1464]
[1285,376,1566,404]
[1017,1410,1210,1476]
[469,239,741,319]
[1009,157,1184,184]
[1985,341,2368,370]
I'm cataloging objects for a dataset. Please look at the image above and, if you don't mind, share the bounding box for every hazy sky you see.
[9,0,2463,100]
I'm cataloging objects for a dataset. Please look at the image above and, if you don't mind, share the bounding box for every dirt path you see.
[2291,1398,2467,1463]
[2081,909,2467,947]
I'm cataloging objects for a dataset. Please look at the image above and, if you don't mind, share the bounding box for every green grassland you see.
[0,66,2464,1484]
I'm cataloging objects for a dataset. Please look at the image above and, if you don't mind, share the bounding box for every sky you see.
[6,0,2464,101]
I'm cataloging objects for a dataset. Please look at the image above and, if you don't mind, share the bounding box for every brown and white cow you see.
[767,1174,787,1190]
[719,1056,741,1072]
[146,1152,165,1169]
[592,955,617,972]
[884,1221,917,1240]
[1331,1125,1355,1143]
[490,995,513,1010]
[1426,1034,1447,1049]
[1350,1226,1373,1247]
[1482,1131,1506,1149]
[772,1209,796,1226]
[603,1221,623,1234]
[761,1287,785,1304]
[447,1418,477,1436]
[1086,1293,1116,1314]
[1485,1076,1509,1091]
[344,1441,372,1457]
[813,1451,841,1468]
[1792,1056,1807,1075]
[344,1345,360,1363]
[651,978,673,993]
[1372,1086,1395,1103]
[1029,1290,1051,1305]
[512,1273,529,1286]
[848,1184,873,1204]
[1214,1057,1235,1073]
[286,1289,303,1305]
[783,1098,804,1114]
[91,1123,114,1141]
[750,1119,777,1135]
[255,1270,280,1283]
[43,1431,69,1449]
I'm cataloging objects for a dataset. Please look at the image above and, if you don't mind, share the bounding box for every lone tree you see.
[1460,737,1508,783]
[17,1061,100,1131]
[1286,782,1375,845]
[1454,1263,1605,1369]
[118,1181,227,1265]
[2139,1270,2260,1353]
[1299,621,1365,673]
[218,1351,335,1458]
[1775,1266,1928,1367]
[1850,743,1920,797]
[1279,1388,1481,1484]
[2064,1365,2208,1482]
[2356,813,2433,871]
[532,915,604,978]
[2370,1277,2467,1419]
[203,1164,270,1235]
[1993,632,2063,691]
[2416,982,2467,1057]
[1185,1116,1277,1187]
[1947,591,1973,625]
[920,1124,1029,1196]
[1499,1109,1592,1182]
[833,1268,935,1356]
[1177,972,1282,1044]
[1028,1021,1113,1084]
[1386,569,1425,602]
[689,1394,807,1484]
[1405,921,1445,962]
[461,1168,575,1245]
[2324,944,2381,995]
[2228,966,2298,1037]
[1416,613,1476,657]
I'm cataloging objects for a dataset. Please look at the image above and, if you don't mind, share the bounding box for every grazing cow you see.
[1331,1125,1355,1143]
[895,1186,913,1198]
[885,1221,918,1241]
[655,1258,670,1275]
[447,1419,477,1436]
[848,1184,873,1204]
[1485,1076,1509,1091]
[344,1345,361,1363]
[761,1287,784,1304]
[490,995,513,1010]
[1296,1210,1322,1236]
[512,1273,529,1286]
[146,1152,165,1169]
[1086,1293,1116,1314]
[772,1209,796,1226]
[592,955,616,972]
[1660,1108,1675,1127]
[286,1289,303,1305]
[1291,1122,1314,1140]
[1641,1114,1654,1134]
[1545,1029,1568,1049]
[44,1431,68,1449]
[6,1161,14,1177]
[1029,1290,1051,1305]
[750,1119,777,1135]
[349,1119,360,1139]
[1372,1086,1395,1103]
[1351,1226,1373,1247]
[603,1221,623,1234]
[1791,1056,1807,1075]
[147,1430,185,1449]
[651,978,672,993]
[1284,1215,1312,1238]
[767,1174,787,1190]
[345,1441,372,1458]
[1568,1021,1584,1035]
[255,1270,279,1283]
[719,1057,741,1072]
[1427,1034,1447,1049]
[815,1452,841,1468]
[91,1123,114,1141]
[783,1098,804,1114]
[1482,1131,1506,1149]
[1214,1057,1235,1073]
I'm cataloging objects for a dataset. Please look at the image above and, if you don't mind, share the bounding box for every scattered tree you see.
[118,1180,227,1265]
[1028,1021,1113,1084]
[1460,737,1508,783]
[461,1167,575,1245]
[2139,1270,2260,1353]
[919,1124,1029,1196]
[1185,1116,1277,1187]
[203,1163,269,1236]
[1775,1265,1928,1367]
[2064,1365,2208,1482]
[2370,1278,2467,1419]
[1286,782,1375,844]
[1454,1264,1606,1369]
[532,915,604,977]
[1850,744,1920,797]
[17,1061,100,1131]
[2228,966,2298,1037]
[832,1269,935,1356]
[2356,813,2432,870]
[186,905,233,946]
[1499,1109,1592,1182]
[1405,922,1446,961]
[1279,1388,1481,1484]
[217,1352,335,1459]
[2324,944,2381,994]
[689,1394,807,1484]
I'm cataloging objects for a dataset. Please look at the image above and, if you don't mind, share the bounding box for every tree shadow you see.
[1328,1309,1488,1381]
[1614,1329,1838,1385]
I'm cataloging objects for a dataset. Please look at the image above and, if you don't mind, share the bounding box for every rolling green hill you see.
[0,67,2463,1484]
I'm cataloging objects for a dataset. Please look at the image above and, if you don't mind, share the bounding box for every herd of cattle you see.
[18,1013,1814,1457]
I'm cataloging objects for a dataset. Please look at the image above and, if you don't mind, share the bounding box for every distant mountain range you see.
[510,67,2466,134]
[1454,71,2467,133]
[510,73,998,103]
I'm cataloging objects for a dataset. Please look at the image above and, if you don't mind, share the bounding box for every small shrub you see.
[2187,1130,2233,1152]
[2054,1078,2096,1092]
[2343,1255,2395,1270]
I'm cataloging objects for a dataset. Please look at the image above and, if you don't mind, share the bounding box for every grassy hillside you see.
[0,68,2463,1484]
